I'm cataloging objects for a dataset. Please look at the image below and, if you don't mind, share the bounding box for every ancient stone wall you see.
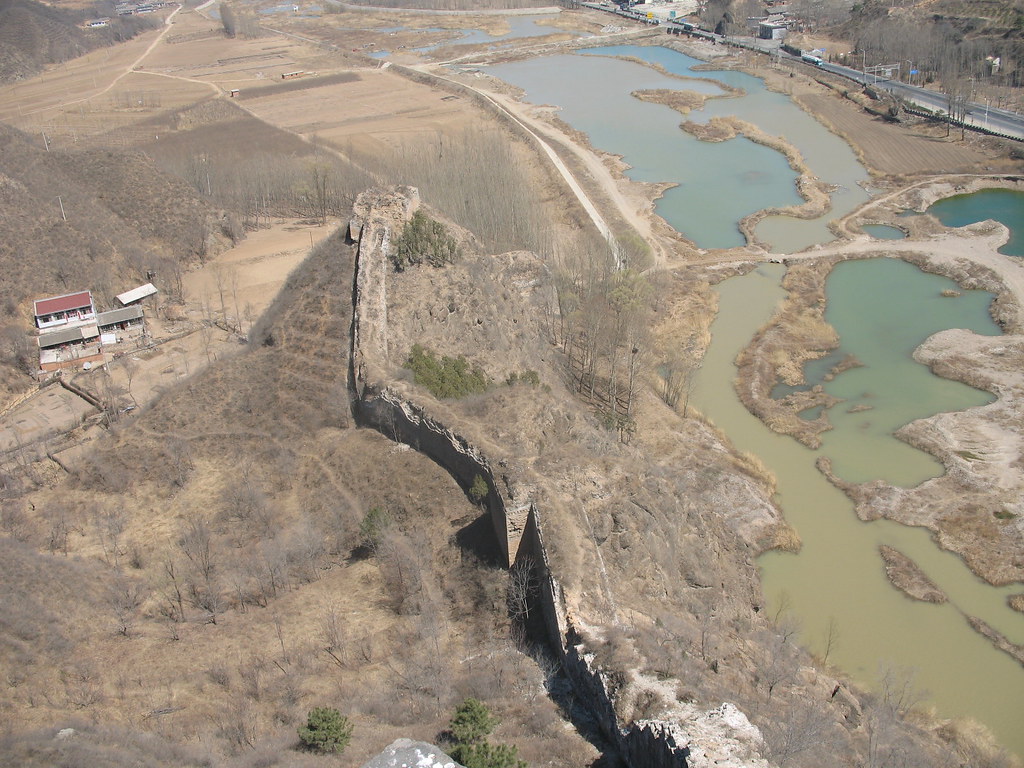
[347,187,761,768]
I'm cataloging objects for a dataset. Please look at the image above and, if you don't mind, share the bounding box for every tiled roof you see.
[97,306,143,327]
[34,291,93,317]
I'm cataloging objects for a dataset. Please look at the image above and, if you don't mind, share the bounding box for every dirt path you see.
[483,87,669,265]
[20,4,190,118]
[415,65,673,268]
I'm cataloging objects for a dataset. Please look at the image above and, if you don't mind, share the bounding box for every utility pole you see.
[56,196,66,221]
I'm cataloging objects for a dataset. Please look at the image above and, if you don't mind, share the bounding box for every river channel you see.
[693,261,1024,756]
[487,45,1024,754]
[489,45,869,251]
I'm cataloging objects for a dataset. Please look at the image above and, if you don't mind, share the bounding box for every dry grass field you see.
[798,91,997,176]
[241,69,472,151]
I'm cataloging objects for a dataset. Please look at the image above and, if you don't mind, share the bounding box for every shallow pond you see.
[415,14,565,53]
[812,258,1001,486]
[927,188,1024,256]
[862,223,906,240]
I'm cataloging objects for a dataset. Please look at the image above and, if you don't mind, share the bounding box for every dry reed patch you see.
[879,545,948,603]
[734,257,847,448]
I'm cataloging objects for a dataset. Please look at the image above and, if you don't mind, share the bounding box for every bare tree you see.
[763,696,840,766]
[178,519,224,623]
[167,438,193,488]
[159,556,187,623]
[229,267,242,334]
[760,625,799,701]
[321,602,350,668]
[123,358,139,406]
[96,506,127,566]
[821,616,840,666]
[0,500,35,542]
[214,265,228,327]
[108,576,147,637]
[507,557,538,624]
[45,504,72,556]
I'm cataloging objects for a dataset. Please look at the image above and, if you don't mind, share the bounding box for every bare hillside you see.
[0,0,155,83]
[0,226,600,766]
[0,122,243,402]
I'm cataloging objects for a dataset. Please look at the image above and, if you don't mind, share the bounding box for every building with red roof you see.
[33,291,96,330]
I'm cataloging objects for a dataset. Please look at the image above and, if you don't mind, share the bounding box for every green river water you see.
[487,45,1024,756]
[692,261,1024,755]
[928,188,1024,257]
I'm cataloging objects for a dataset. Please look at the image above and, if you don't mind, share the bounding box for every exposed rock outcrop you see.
[360,739,462,768]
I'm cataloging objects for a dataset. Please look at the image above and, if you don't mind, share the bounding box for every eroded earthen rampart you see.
[347,187,762,768]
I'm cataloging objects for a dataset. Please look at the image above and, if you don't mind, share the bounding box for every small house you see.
[97,306,144,338]
[759,21,788,39]
[37,324,103,373]
[33,291,96,330]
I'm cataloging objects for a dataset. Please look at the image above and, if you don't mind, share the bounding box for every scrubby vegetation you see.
[0,233,593,767]
[405,343,489,399]
[391,211,461,271]
[297,707,352,754]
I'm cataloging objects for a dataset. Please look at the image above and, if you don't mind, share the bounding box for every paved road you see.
[814,61,1024,139]
[703,31,1024,139]
[584,0,1024,141]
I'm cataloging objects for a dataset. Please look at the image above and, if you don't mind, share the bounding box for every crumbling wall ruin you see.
[347,187,766,768]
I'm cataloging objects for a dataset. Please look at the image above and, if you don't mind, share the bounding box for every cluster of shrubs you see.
[405,344,489,399]
[504,370,540,387]
[404,344,545,401]
[297,699,524,768]
[391,211,461,271]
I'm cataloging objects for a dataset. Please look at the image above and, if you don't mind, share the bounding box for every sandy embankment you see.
[878,544,947,603]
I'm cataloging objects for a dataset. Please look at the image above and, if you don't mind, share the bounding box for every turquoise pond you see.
[927,188,1024,256]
